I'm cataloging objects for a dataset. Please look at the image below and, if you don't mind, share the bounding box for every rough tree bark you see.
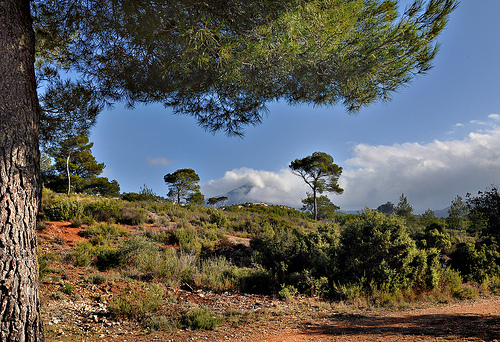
[0,0,45,341]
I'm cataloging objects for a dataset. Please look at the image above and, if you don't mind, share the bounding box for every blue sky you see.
[90,1,500,213]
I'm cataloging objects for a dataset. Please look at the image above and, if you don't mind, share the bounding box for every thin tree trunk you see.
[313,190,318,221]
[0,0,45,340]
[66,152,71,196]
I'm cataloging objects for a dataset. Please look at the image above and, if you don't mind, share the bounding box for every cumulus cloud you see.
[488,113,500,121]
[201,167,306,208]
[202,116,500,213]
[147,157,171,166]
[338,123,500,212]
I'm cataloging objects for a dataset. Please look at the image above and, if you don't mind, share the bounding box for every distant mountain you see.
[434,207,450,218]
[218,184,453,218]
[340,207,451,217]
[339,209,364,215]
[218,183,255,206]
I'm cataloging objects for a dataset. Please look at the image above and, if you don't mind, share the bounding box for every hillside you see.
[38,222,500,342]
[37,191,500,341]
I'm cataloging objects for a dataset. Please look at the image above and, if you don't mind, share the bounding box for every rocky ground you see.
[38,222,500,342]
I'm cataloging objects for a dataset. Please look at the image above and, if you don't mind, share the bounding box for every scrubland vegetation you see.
[37,186,500,332]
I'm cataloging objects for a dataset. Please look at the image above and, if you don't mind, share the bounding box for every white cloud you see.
[488,114,500,121]
[202,117,500,213]
[338,125,500,212]
[201,167,306,208]
[147,157,171,166]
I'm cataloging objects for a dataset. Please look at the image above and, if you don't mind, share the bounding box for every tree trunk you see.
[0,0,45,341]
[313,190,318,221]
[66,152,71,196]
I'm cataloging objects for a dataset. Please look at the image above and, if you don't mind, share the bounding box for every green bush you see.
[62,282,74,295]
[278,284,298,301]
[82,223,128,245]
[439,266,463,298]
[235,266,273,294]
[124,244,197,285]
[482,275,500,294]
[332,210,440,295]
[95,246,123,271]
[146,315,174,331]
[71,239,123,271]
[331,281,365,301]
[180,306,219,330]
[70,217,84,228]
[173,227,202,255]
[253,225,337,291]
[108,283,164,320]
[44,198,84,221]
[118,206,148,225]
[84,198,123,222]
[86,273,107,285]
[71,241,95,267]
[194,257,236,292]
[120,235,158,263]
[122,192,143,202]
[208,208,229,228]
[449,240,500,283]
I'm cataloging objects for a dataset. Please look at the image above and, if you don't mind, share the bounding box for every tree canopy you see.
[466,186,500,240]
[44,134,120,196]
[290,151,343,220]
[395,193,414,217]
[164,168,202,203]
[207,196,228,208]
[33,0,458,136]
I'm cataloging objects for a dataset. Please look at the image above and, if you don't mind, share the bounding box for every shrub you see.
[208,208,229,228]
[483,275,500,294]
[331,281,365,301]
[439,266,463,297]
[84,198,123,222]
[62,282,74,295]
[124,244,198,285]
[179,306,219,330]
[95,246,123,271]
[71,237,124,270]
[82,223,128,245]
[108,283,164,320]
[173,227,202,255]
[332,210,439,294]
[86,273,107,285]
[449,240,500,283]
[295,270,329,297]
[118,206,148,225]
[194,257,236,292]
[44,198,84,221]
[278,284,298,301]
[253,225,337,291]
[70,217,84,228]
[71,241,95,267]
[122,192,143,202]
[120,235,158,264]
[146,315,174,331]
[236,266,273,294]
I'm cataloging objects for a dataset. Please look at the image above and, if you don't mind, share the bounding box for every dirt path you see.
[257,297,500,342]
[92,297,500,342]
